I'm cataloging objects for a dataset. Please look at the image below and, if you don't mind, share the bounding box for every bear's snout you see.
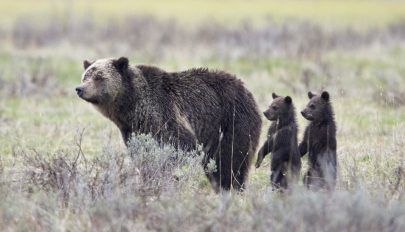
[75,86,84,97]
[263,111,271,119]
[301,110,313,120]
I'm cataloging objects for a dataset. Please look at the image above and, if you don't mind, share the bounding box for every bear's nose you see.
[75,87,84,97]
[301,111,306,117]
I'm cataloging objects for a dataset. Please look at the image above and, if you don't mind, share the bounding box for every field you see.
[0,0,405,231]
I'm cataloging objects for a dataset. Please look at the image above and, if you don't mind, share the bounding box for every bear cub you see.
[300,91,337,190]
[256,93,301,190]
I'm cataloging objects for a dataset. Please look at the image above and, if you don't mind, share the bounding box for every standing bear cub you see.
[300,91,337,190]
[255,93,301,190]
[76,57,262,192]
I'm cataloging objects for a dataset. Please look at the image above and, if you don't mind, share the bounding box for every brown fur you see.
[76,57,262,191]
[300,91,337,190]
[255,93,301,190]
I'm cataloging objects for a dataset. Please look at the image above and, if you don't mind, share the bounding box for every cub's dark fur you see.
[255,93,301,189]
[76,57,262,192]
[300,91,337,190]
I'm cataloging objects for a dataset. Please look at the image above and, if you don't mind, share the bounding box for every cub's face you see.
[263,93,292,121]
[76,57,128,105]
[301,91,330,121]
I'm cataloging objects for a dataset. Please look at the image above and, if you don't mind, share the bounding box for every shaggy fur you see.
[255,93,301,190]
[300,91,337,190]
[76,57,262,191]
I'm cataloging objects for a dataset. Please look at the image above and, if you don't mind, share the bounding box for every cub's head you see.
[263,93,293,121]
[75,57,129,105]
[301,91,330,121]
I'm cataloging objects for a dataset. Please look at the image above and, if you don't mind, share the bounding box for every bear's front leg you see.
[255,138,273,168]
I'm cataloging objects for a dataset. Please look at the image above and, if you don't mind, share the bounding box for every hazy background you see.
[0,0,404,231]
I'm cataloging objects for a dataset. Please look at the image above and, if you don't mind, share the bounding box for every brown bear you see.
[255,93,301,190]
[76,57,262,191]
[300,91,337,190]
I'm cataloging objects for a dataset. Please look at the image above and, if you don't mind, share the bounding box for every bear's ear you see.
[272,92,279,99]
[113,57,129,74]
[308,91,315,99]
[284,96,292,105]
[321,91,330,102]
[83,60,93,70]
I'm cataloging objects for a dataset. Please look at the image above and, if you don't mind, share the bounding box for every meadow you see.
[0,0,404,231]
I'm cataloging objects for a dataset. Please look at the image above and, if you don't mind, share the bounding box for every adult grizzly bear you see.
[300,91,337,190]
[76,57,262,191]
[255,93,301,190]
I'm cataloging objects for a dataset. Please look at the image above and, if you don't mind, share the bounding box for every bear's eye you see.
[272,106,278,110]
[309,104,315,109]
[94,74,103,81]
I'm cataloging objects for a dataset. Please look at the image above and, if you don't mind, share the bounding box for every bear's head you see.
[301,91,330,121]
[263,93,293,121]
[76,57,129,105]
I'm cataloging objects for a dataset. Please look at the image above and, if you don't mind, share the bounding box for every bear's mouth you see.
[265,113,277,121]
[301,111,313,120]
[78,95,99,104]
[84,98,99,104]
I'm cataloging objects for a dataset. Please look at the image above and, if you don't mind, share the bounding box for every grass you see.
[0,0,405,28]
[0,2,404,231]
[0,96,120,155]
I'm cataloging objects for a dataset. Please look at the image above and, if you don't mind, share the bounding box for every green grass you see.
[0,97,121,155]
[0,0,404,28]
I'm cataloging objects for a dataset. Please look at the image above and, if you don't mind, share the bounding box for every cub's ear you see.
[308,91,315,99]
[272,92,279,99]
[284,96,292,105]
[321,91,330,102]
[113,57,129,74]
[83,60,93,70]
